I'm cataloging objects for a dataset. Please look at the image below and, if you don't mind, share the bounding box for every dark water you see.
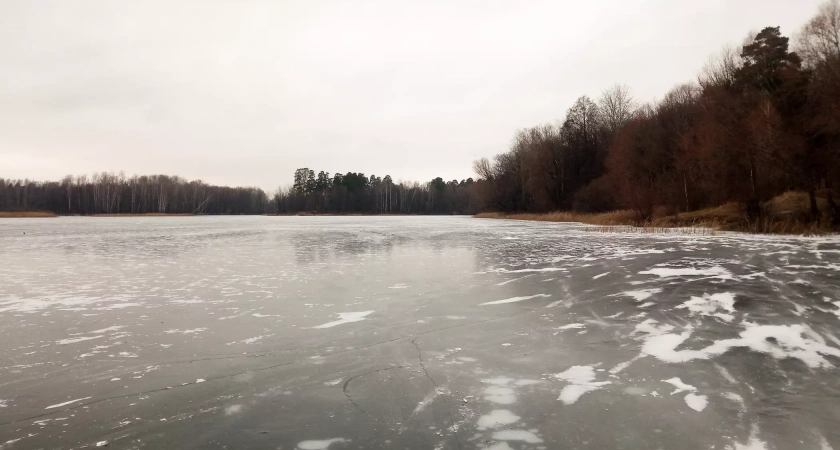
[1,216,839,450]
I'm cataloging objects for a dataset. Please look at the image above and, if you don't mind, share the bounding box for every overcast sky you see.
[0,0,824,190]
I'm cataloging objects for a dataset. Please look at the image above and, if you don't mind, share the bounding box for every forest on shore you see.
[2,1,839,231]
[472,0,840,230]
[0,171,475,216]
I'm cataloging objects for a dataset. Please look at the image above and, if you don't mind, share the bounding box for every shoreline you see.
[475,209,834,236]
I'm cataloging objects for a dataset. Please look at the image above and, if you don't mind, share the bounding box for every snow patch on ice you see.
[297,438,347,449]
[663,377,697,395]
[491,430,543,444]
[621,288,662,302]
[483,385,516,405]
[481,443,514,450]
[554,365,611,404]
[311,311,374,329]
[684,393,708,411]
[476,409,520,430]
[643,323,840,368]
[677,292,736,322]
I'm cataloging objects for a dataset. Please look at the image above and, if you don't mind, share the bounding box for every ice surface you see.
[2,216,839,449]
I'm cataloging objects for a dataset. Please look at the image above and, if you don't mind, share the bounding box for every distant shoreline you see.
[0,212,469,218]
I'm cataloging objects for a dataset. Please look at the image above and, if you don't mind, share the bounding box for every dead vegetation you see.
[91,213,195,217]
[0,211,57,218]
[476,191,838,235]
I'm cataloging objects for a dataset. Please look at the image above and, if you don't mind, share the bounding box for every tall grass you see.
[0,211,57,218]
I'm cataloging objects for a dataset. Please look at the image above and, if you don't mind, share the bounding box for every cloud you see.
[0,0,824,190]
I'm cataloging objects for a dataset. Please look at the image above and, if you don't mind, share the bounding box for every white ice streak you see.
[310,311,374,329]
[495,275,533,286]
[163,328,207,335]
[413,386,446,415]
[89,325,124,333]
[715,364,739,384]
[45,397,92,409]
[556,323,586,330]
[480,294,551,306]
[478,267,565,274]
[729,424,768,450]
[297,438,347,449]
[721,392,745,412]
[677,292,736,322]
[227,335,273,345]
[56,335,103,345]
[554,365,611,405]
[640,266,732,279]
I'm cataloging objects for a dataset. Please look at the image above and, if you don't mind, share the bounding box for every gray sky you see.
[0,0,824,191]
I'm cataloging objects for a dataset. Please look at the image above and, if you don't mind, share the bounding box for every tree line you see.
[0,173,269,215]
[273,168,475,214]
[472,0,840,224]
[0,170,477,215]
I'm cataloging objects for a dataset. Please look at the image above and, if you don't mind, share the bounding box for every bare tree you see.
[599,84,637,133]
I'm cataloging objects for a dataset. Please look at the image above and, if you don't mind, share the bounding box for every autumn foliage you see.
[473,1,840,230]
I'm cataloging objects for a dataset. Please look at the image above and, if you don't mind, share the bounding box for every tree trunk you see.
[808,186,820,222]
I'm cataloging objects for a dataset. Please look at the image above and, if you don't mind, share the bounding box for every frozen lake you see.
[1,216,840,449]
